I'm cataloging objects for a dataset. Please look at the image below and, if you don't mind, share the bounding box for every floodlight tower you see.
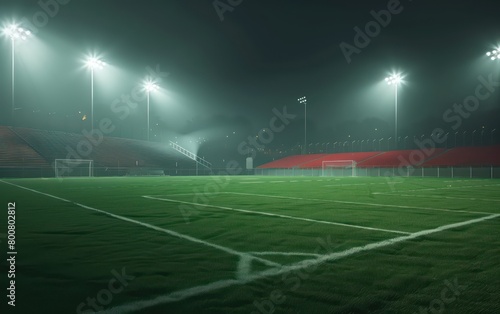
[3,25,32,123]
[486,48,500,61]
[385,74,402,147]
[144,81,158,141]
[298,96,307,154]
[86,57,105,131]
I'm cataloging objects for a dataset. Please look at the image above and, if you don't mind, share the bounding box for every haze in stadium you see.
[0,1,500,313]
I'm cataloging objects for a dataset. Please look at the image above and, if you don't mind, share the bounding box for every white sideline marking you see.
[240,181,265,184]
[220,191,484,216]
[249,251,322,258]
[377,193,500,204]
[102,213,500,314]
[390,183,500,193]
[0,180,280,271]
[143,196,410,235]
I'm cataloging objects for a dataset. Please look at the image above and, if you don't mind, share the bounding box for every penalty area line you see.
[143,196,410,235]
[101,212,500,314]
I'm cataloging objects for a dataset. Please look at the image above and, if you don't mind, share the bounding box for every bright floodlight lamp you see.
[385,73,402,147]
[297,96,307,154]
[486,48,500,61]
[4,25,31,40]
[145,81,158,92]
[144,81,159,141]
[4,24,33,124]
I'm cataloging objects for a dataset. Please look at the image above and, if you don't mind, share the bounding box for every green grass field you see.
[1,176,499,313]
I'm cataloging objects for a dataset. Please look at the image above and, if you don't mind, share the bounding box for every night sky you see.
[1,0,499,163]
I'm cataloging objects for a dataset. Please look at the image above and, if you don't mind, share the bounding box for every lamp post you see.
[491,129,497,145]
[455,132,459,147]
[4,25,32,124]
[472,129,477,146]
[144,81,158,141]
[86,57,105,131]
[385,74,402,148]
[379,138,384,151]
[298,96,307,154]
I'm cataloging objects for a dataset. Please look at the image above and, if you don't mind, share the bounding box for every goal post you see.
[322,160,357,177]
[54,159,94,178]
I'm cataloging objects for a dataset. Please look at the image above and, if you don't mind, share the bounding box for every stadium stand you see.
[257,154,327,169]
[258,146,500,169]
[422,146,500,166]
[298,152,382,168]
[0,126,49,168]
[0,127,196,176]
[357,149,445,168]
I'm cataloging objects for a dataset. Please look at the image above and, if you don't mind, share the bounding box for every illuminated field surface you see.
[1,176,499,314]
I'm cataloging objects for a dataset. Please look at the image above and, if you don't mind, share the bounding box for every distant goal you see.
[322,160,357,177]
[54,159,94,178]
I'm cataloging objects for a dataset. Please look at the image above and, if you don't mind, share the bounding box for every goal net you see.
[322,160,357,177]
[54,159,94,178]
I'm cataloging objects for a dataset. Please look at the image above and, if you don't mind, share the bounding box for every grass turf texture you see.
[0,176,499,313]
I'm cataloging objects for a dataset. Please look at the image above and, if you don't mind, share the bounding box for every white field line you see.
[0,180,280,270]
[376,193,500,204]
[101,212,500,314]
[219,191,488,216]
[143,196,410,235]
[249,251,323,258]
[240,181,265,184]
[377,183,500,194]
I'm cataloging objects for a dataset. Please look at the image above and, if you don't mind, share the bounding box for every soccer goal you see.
[322,160,357,177]
[54,159,94,178]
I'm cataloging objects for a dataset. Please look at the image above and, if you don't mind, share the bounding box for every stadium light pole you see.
[86,57,105,131]
[298,96,307,154]
[3,25,32,124]
[144,81,158,141]
[491,129,497,145]
[385,74,402,148]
